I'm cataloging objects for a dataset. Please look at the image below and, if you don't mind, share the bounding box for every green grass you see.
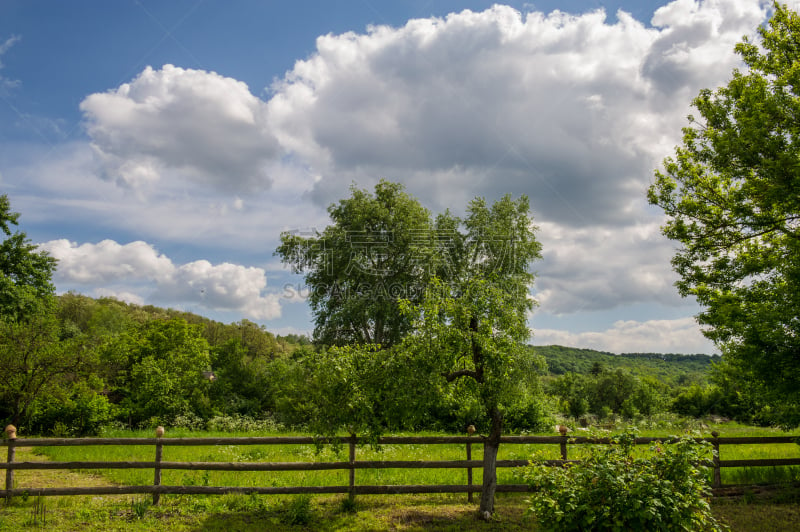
[3,423,800,531]
[24,423,800,490]
[2,489,800,531]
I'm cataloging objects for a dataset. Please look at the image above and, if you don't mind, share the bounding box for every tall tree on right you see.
[648,3,800,427]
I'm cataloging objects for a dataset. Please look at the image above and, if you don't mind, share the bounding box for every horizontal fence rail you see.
[2,425,799,504]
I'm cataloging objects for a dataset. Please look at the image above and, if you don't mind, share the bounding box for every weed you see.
[339,495,359,514]
[28,494,46,527]
[130,497,150,520]
[282,494,313,525]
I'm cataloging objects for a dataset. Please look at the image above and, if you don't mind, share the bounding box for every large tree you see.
[0,194,57,321]
[648,3,800,427]
[276,180,437,348]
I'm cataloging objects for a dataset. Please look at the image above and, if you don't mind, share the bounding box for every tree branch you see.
[441,369,480,382]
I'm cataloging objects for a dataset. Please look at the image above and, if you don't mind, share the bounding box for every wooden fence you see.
[2,425,799,504]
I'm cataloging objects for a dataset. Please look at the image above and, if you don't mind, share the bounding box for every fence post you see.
[348,434,356,502]
[558,425,568,461]
[711,431,721,488]
[5,425,16,502]
[466,425,475,503]
[153,426,164,505]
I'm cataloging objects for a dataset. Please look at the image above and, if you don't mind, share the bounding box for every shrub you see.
[519,433,726,531]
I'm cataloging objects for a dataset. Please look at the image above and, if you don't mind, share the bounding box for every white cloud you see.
[80,65,280,191]
[0,34,21,92]
[93,288,145,306]
[42,239,174,283]
[158,260,282,320]
[265,1,767,224]
[532,219,684,314]
[41,239,283,320]
[532,317,716,354]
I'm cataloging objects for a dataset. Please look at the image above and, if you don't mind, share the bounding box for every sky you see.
[0,0,789,354]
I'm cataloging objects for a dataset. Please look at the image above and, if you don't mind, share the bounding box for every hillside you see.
[531,344,718,385]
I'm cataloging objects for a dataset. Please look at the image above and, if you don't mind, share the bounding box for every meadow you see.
[2,421,799,530]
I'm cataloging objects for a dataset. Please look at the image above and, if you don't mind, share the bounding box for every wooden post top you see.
[4,425,16,439]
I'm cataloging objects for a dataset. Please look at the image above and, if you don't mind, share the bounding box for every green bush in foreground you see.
[520,434,726,531]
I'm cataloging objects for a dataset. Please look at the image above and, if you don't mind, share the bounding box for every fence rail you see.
[2,425,799,504]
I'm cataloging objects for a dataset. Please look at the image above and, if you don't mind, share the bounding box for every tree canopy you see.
[276,181,436,348]
[0,194,57,321]
[648,3,800,427]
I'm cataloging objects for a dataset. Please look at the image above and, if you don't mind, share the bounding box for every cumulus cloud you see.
[41,239,283,320]
[80,65,280,191]
[158,260,281,320]
[532,317,716,354]
[266,1,768,224]
[43,239,174,283]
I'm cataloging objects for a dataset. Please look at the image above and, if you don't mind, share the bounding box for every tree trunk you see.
[478,407,503,518]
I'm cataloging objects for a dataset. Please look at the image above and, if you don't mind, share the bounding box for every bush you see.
[28,381,114,436]
[519,433,725,531]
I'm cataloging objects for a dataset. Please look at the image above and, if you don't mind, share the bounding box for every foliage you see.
[547,369,669,420]
[28,378,114,436]
[0,194,58,322]
[0,305,95,429]
[276,180,437,348]
[535,344,717,385]
[520,434,725,531]
[100,318,213,426]
[648,3,800,428]
[297,343,440,439]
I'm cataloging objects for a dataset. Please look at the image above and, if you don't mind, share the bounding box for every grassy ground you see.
[2,487,800,531]
[27,423,800,488]
[1,423,799,530]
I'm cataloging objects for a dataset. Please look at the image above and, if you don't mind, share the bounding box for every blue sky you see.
[0,0,785,353]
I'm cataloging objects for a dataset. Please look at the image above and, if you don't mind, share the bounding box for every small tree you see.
[0,306,95,428]
[400,194,542,517]
[101,318,213,425]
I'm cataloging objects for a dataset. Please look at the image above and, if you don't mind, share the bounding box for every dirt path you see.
[9,447,120,492]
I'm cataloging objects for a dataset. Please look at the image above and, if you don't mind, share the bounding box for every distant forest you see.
[534,345,718,384]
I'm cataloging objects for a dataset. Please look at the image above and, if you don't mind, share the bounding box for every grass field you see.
[1,422,799,530]
[22,422,800,488]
